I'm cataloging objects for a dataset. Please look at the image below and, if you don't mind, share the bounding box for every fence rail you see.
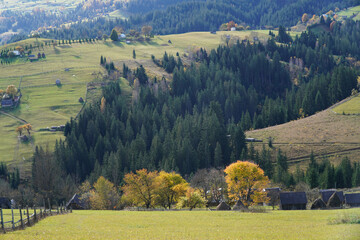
[0,204,71,234]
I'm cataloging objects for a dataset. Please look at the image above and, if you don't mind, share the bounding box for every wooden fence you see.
[0,204,71,234]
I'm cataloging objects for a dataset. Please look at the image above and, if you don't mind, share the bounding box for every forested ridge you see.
[49,21,359,188]
[34,0,359,40]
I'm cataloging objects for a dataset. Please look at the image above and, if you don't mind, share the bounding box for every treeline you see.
[248,147,360,189]
[130,0,353,34]
[24,1,358,41]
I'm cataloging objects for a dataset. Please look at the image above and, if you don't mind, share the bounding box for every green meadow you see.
[2,209,360,240]
[333,94,360,115]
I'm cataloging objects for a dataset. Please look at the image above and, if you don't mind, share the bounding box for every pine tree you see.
[110,29,118,41]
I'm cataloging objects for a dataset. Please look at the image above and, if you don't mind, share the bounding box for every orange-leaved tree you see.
[122,169,158,208]
[224,161,269,207]
[155,171,188,209]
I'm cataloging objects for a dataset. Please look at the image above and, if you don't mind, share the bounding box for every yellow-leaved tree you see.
[122,169,158,208]
[6,85,17,98]
[155,171,188,209]
[177,187,206,210]
[224,161,269,207]
[89,176,120,210]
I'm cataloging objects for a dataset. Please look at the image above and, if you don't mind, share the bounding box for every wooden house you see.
[345,193,360,207]
[66,194,85,210]
[279,192,307,210]
[320,189,344,203]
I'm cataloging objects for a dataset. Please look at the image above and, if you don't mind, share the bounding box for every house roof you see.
[66,194,84,208]
[345,193,360,204]
[280,192,307,205]
[320,190,344,203]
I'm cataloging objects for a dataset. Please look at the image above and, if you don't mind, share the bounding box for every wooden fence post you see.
[40,208,43,219]
[11,205,15,230]
[34,205,37,222]
[57,205,59,214]
[48,198,52,216]
[1,208,5,233]
[19,206,24,229]
[43,199,46,216]
[26,206,30,226]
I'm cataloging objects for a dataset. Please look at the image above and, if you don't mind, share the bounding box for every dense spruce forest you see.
[45,21,359,192]
[37,0,358,40]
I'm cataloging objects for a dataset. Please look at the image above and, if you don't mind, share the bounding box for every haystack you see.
[216,201,231,211]
[327,192,342,208]
[233,200,245,210]
[310,198,326,209]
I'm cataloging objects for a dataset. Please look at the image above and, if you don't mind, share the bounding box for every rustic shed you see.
[66,194,85,210]
[279,192,307,210]
[216,201,231,211]
[310,198,327,209]
[320,190,344,204]
[327,192,343,208]
[1,98,14,107]
[345,193,360,207]
[233,200,245,210]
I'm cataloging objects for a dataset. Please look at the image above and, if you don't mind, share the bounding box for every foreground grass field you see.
[2,209,360,240]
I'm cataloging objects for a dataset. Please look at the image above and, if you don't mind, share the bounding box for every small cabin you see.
[280,192,307,210]
[66,194,85,210]
[230,27,236,31]
[1,97,14,108]
[320,190,344,204]
[345,193,360,207]
[120,34,126,38]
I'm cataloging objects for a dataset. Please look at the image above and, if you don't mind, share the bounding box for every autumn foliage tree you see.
[224,161,269,207]
[122,169,158,208]
[155,171,188,209]
[6,85,17,98]
[302,13,309,23]
[89,176,120,210]
[177,187,206,210]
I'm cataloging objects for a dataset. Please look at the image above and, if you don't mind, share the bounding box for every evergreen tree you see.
[110,29,119,41]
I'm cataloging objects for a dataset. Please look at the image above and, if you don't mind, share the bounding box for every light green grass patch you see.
[333,94,360,115]
[2,209,360,240]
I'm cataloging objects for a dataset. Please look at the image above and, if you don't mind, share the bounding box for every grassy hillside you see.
[246,95,360,171]
[3,209,360,240]
[0,30,271,172]
[337,5,360,21]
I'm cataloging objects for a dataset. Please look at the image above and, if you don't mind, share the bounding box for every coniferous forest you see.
[50,21,359,190]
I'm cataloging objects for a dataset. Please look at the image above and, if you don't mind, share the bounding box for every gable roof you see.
[66,194,84,208]
[280,192,307,205]
[345,193,360,204]
[320,190,344,203]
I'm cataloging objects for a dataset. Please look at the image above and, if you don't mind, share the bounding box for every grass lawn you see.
[333,94,360,115]
[2,209,360,240]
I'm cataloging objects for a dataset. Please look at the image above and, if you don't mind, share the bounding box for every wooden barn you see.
[345,193,360,207]
[66,194,85,210]
[279,192,307,210]
[320,189,344,204]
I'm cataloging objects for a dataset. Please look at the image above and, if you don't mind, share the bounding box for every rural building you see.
[279,192,307,210]
[310,198,326,209]
[0,197,11,208]
[216,201,231,210]
[230,27,236,31]
[66,194,85,210]
[12,50,20,56]
[56,79,61,85]
[345,193,360,207]
[1,97,14,107]
[28,55,38,62]
[120,34,126,38]
[233,200,245,210]
[320,190,344,204]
